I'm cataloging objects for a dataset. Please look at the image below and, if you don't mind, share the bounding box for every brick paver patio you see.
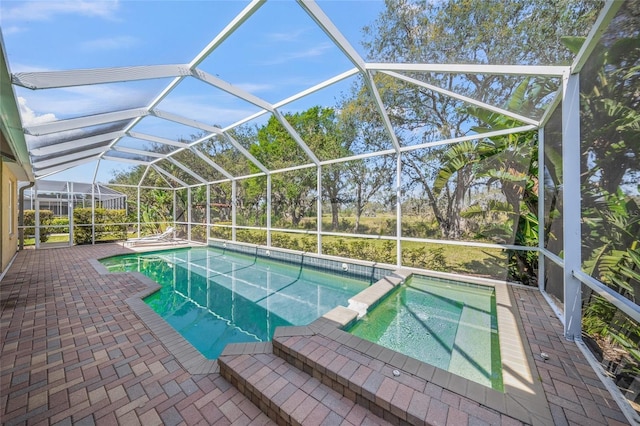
[0,244,632,425]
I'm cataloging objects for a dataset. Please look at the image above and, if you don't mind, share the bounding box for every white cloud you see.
[260,42,334,66]
[235,82,274,93]
[18,96,57,125]
[1,0,119,23]
[1,25,26,35]
[18,83,154,118]
[158,95,260,128]
[80,35,140,51]
[267,28,308,42]
[18,97,88,150]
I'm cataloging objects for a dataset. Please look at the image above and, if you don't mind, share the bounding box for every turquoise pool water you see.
[100,247,370,359]
[347,275,503,391]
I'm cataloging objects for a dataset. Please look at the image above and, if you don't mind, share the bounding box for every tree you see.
[298,107,352,230]
[249,109,321,227]
[429,81,545,282]
[360,0,603,239]
[337,80,397,232]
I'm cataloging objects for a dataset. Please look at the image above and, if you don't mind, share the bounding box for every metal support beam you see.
[113,146,166,159]
[396,153,402,266]
[224,133,269,174]
[173,190,177,233]
[272,110,320,165]
[538,127,546,292]
[166,157,207,184]
[35,194,40,249]
[206,184,211,241]
[30,130,125,156]
[188,187,192,241]
[68,183,74,247]
[232,180,237,242]
[266,175,272,247]
[35,155,102,179]
[128,131,189,149]
[190,148,233,179]
[137,187,141,238]
[381,70,540,126]
[12,64,191,89]
[91,183,95,245]
[24,108,148,136]
[363,71,402,152]
[152,165,187,187]
[317,166,322,254]
[192,69,274,112]
[297,0,367,72]
[562,72,582,341]
[366,63,569,76]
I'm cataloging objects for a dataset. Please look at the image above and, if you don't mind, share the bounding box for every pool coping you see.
[317,270,553,425]
[91,248,552,424]
[90,258,219,375]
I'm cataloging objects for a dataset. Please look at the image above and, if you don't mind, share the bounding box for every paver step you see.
[218,348,392,426]
[272,329,428,426]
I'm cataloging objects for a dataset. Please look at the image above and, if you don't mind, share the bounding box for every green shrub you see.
[191,225,207,243]
[210,227,232,240]
[73,208,127,244]
[403,246,449,271]
[51,217,69,233]
[23,210,54,243]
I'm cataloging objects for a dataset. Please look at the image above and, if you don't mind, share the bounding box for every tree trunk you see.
[331,201,339,230]
[354,185,363,233]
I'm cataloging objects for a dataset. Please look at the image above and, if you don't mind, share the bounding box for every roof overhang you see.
[0,33,34,182]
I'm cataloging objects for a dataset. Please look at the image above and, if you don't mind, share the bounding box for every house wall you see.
[1,158,19,274]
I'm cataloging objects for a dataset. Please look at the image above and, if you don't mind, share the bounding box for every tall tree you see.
[249,109,323,227]
[339,85,396,232]
[360,0,602,239]
[298,107,352,230]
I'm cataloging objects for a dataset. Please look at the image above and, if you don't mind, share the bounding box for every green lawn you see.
[22,234,70,246]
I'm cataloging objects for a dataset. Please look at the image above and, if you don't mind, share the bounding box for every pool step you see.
[270,324,438,426]
[449,305,495,388]
[218,343,392,426]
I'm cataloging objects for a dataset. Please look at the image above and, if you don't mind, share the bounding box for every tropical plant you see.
[360,0,601,240]
[432,79,545,283]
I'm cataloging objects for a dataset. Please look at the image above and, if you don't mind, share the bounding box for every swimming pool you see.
[100,246,371,359]
[346,275,503,391]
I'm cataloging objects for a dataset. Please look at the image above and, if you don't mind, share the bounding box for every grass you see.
[248,229,509,280]
[23,234,70,246]
[25,215,512,280]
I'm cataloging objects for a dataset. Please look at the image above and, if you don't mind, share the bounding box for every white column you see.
[396,153,402,267]
[206,184,211,242]
[538,128,545,292]
[317,166,322,254]
[137,187,141,238]
[266,175,272,247]
[562,72,582,341]
[232,180,237,242]
[91,183,95,245]
[173,190,177,232]
[68,182,74,246]
[35,189,40,250]
[187,187,192,242]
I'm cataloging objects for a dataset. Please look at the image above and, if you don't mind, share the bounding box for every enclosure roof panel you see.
[0,0,604,185]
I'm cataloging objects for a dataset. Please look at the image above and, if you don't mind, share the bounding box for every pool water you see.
[346,275,503,391]
[100,247,370,359]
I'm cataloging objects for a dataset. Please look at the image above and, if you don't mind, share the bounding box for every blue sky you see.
[0,0,386,183]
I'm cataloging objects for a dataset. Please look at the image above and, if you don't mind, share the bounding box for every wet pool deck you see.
[0,244,631,425]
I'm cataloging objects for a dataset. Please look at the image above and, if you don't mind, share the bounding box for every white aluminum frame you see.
[11,7,640,419]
